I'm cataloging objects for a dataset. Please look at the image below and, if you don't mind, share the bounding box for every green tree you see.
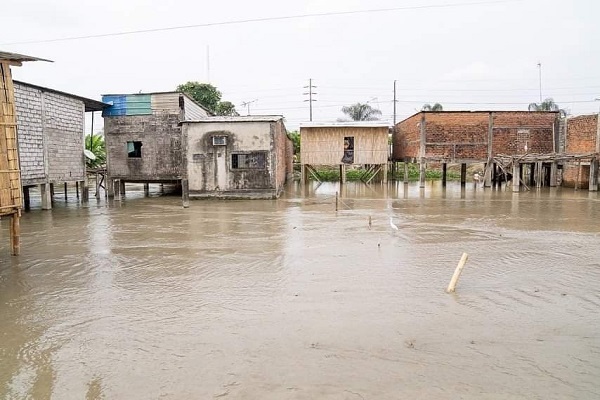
[85,133,106,169]
[340,103,382,121]
[215,101,239,116]
[422,103,443,111]
[289,130,300,155]
[528,98,567,116]
[177,81,222,113]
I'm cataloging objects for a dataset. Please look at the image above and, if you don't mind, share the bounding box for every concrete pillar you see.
[442,163,447,187]
[529,163,536,187]
[403,162,409,184]
[590,159,598,192]
[460,163,467,186]
[340,164,346,184]
[23,187,31,211]
[50,183,55,203]
[41,183,52,210]
[182,179,190,208]
[144,183,150,196]
[300,165,307,185]
[95,173,101,199]
[536,162,543,188]
[81,180,89,202]
[120,180,126,196]
[484,162,492,188]
[550,162,558,187]
[114,179,122,202]
[419,162,426,188]
[382,163,388,183]
[512,163,520,192]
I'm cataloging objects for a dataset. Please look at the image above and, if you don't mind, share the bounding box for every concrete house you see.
[299,122,390,184]
[102,91,211,197]
[393,111,561,189]
[181,116,293,199]
[14,81,107,209]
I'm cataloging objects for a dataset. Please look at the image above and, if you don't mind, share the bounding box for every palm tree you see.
[85,133,106,169]
[528,98,567,117]
[340,103,382,121]
[422,103,443,111]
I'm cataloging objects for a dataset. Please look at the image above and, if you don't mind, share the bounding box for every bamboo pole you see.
[335,191,338,211]
[446,252,469,293]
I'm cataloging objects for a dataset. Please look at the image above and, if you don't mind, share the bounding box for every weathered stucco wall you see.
[14,82,86,185]
[184,121,287,197]
[105,114,183,181]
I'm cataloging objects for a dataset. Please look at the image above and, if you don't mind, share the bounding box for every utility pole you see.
[303,78,317,121]
[393,80,397,126]
[537,62,542,102]
[240,99,257,116]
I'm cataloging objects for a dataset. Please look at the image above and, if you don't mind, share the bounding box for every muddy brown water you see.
[1,181,599,399]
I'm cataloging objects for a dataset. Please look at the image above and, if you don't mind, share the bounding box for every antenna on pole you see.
[537,62,542,102]
[240,99,257,115]
[303,78,317,121]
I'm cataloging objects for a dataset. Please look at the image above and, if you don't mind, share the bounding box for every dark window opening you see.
[232,152,267,169]
[341,136,354,164]
[127,141,142,158]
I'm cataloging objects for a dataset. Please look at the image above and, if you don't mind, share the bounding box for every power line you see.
[1,0,523,45]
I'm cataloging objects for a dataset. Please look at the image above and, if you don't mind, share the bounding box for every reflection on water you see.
[1,181,599,399]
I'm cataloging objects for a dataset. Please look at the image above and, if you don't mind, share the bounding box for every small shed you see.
[0,51,49,255]
[102,91,211,200]
[393,111,560,188]
[181,116,293,199]
[299,122,390,184]
[14,80,107,210]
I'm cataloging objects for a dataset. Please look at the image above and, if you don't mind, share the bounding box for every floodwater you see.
[1,181,599,399]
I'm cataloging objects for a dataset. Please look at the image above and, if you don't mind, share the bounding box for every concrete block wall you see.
[14,83,45,185]
[272,120,290,192]
[44,92,85,182]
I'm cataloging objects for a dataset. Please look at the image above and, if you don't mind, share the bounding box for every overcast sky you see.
[3,0,599,132]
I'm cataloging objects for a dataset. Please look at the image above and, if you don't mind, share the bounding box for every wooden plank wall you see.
[0,61,22,216]
[300,127,388,165]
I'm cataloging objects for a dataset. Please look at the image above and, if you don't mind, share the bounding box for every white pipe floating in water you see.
[447,252,469,293]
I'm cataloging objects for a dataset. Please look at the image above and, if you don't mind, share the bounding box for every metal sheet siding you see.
[151,93,180,114]
[125,94,152,115]
[183,97,209,120]
[102,95,126,116]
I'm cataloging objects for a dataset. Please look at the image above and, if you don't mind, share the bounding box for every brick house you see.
[14,80,107,209]
[561,114,600,189]
[102,91,211,198]
[393,111,560,187]
[181,116,293,199]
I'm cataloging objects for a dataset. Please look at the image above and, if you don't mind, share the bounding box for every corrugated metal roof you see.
[300,121,390,128]
[102,91,213,115]
[14,80,108,111]
[0,51,52,63]
[182,115,284,123]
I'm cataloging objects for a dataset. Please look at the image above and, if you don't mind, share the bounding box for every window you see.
[212,136,227,146]
[127,141,142,158]
[341,136,354,164]
[232,152,267,169]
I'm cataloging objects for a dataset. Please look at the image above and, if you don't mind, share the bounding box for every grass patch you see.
[294,163,462,182]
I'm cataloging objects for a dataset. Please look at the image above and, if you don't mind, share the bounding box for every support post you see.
[382,162,388,183]
[107,177,114,198]
[340,164,346,184]
[403,162,409,184]
[81,179,89,202]
[114,179,122,201]
[419,161,426,188]
[536,162,543,188]
[120,180,126,196]
[300,164,307,185]
[41,183,52,210]
[493,163,498,188]
[484,162,492,188]
[512,162,520,192]
[23,186,31,211]
[550,162,558,187]
[182,179,189,208]
[10,213,20,256]
[446,252,469,293]
[95,173,101,199]
[335,191,339,211]
[50,183,55,202]
[529,163,536,187]
[75,181,79,198]
[144,183,150,196]
[64,182,68,200]
[460,163,467,186]
[575,161,582,191]
[590,159,598,192]
[442,163,447,187]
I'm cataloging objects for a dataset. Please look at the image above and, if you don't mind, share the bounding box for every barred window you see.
[232,152,267,169]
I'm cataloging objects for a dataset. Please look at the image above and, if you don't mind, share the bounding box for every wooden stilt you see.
[536,162,543,188]
[23,186,30,211]
[382,162,388,183]
[529,163,536,187]
[550,162,558,187]
[81,179,89,202]
[181,179,189,208]
[41,183,52,210]
[512,162,520,192]
[460,163,467,186]
[75,181,79,198]
[10,212,20,256]
[50,183,55,203]
[442,163,447,187]
[144,183,150,196]
[120,180,126,196]
[589,159,598,192]
[64,182,68,200]
[335,191,339,211]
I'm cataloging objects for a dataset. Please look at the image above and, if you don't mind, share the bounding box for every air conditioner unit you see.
[212,136,227,146]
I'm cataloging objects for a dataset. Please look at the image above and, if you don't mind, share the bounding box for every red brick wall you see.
[562,163,590,188]
[566,114,598,154]
[393,111,558,161]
